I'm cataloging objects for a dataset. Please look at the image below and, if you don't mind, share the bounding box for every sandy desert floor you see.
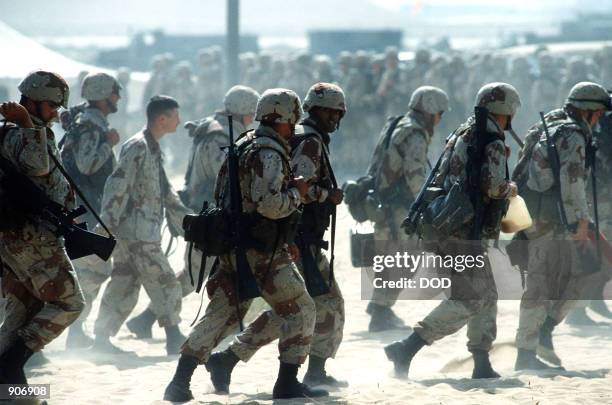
[19,201,612,405]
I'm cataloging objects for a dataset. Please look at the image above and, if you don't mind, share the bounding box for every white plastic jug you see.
[501,195,533,233]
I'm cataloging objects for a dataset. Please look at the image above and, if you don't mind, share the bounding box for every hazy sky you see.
[0,0,606,37]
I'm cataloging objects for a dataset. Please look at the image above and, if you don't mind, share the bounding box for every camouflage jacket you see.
[183,113,247,210]
[0,117,75,242]
[376,110,433,205]
[214,125,302,220]
[100,130,191,242]
[526,109,592,226]
[593,113,612,231]
[291,119,334,204]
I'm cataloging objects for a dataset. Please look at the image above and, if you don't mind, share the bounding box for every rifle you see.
[467,106,489,240]
[508,128,525,149]
[226,115,261,329]
[0,154,115,261]
[401,150,445,236]
[540,112,569,229]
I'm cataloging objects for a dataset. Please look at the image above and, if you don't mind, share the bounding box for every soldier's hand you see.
[291,176,308,199]
[572,220,590,243]
[508,182,518,198]
[327,188,344,205]
[0,102,34,128]
[287,243,301,261]
[106,129,120,146]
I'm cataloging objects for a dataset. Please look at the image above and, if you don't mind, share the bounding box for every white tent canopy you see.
[0,20,113,80]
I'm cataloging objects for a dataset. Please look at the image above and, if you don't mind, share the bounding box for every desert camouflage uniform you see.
[413,115,512,352]
[227,120,344,362]
[515,109,594,350]
[0,119,85,353]
[93,130,191,336]
[181,126,316,365]
[368,110,433,307]
[61,107,116,322]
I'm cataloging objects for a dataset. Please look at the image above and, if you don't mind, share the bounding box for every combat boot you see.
[0,337,34,384]
[384,332,426,378]
[205,348,239,393]
[65,321,94,349]
[165,325,187,355]
[589,300,612,320]
[537,317,562,366]
[163,354,198,402]
[565,307,599,326]
[471,349,500,379]
[126,308,156,339]
[272,362,329,399]
[303,355,348,387]
[367,303,408,332]
[514,348,565,371]
[92,334,132,354]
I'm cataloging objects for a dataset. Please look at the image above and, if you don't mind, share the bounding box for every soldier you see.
[204,83,348,392]
[532,52,560,119]
[92,95,191,355]
[385,83,520,379]
[0,71,85,384]
[514,82,612,370]
[125,85,260,339]
[377,47,406,117]
[60,72,122,349]
[366,86,449,332]
[163,89,326,401]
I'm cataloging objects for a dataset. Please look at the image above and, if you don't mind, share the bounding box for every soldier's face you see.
[39,101,60,124]
[312,107,343,133]
[162,108,180,133]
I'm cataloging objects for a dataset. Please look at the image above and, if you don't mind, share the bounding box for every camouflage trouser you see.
[515,236,590,350]
[182,247,316,365]
[72,255,113,322]
[145,246,214,315]
[369,207,415,308]
[0,236,85,352]
[229,246,344,362]
[94,240,182,336]
[413,240,498,352]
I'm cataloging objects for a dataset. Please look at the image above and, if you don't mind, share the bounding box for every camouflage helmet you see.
[81,72,122,101]
[18,70,69,108]
[475,82,521,116]
[408,86,449,115]
[255,88,302,125]
[566,82,612,111]
[302,82,347,114]
[223,85,260,116]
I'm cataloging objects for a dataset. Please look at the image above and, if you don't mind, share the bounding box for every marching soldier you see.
[60,72,122,348]
[385,83,520,379]
[366,86,450,332]
[126,85,260,339]
[514,82,612,370]
[92,95,191,355]
[0,71,85,384]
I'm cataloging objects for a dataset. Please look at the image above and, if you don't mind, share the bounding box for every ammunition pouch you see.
[343,176,375,223]
[506,231,529,273]
[350,227,375,267]
[183,204,301,256]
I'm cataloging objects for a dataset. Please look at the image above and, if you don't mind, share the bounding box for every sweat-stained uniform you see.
[60,107,116,322]
[226,119,344,363]
[181,126,316,365]
[0,118,85,353]
[412,115,512,352]
[515,109,595,350]
[368,110,434,307]
[93,129,191,336]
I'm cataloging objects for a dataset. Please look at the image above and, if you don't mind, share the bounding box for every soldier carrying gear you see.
[164,88,326,402]
[513,81,611,371]
[0,71,85,385]
[385,82,519,381]
[223,85,260,117]
[364,86,449,333]
[60,72,123,350]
